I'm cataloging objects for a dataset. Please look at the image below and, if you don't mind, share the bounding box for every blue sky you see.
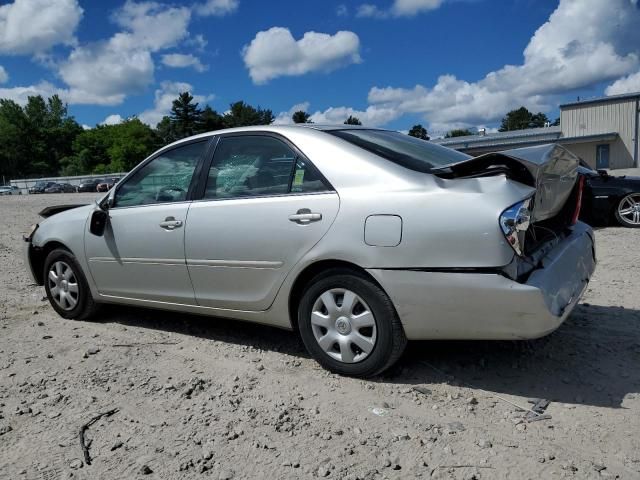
[1,0,639,137]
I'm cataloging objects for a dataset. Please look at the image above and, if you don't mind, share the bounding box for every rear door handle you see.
[159,216,183,230]
[289,208,322,224]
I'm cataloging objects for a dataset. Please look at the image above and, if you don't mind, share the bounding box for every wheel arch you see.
[287,259,387,331]
[31,241,73,285]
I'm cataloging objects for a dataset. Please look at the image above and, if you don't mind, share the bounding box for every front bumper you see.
[368,222,596,341]
[23,227,41,284]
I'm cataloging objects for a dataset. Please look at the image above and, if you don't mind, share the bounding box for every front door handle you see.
[289,208,322,224]
[159,216,183,230]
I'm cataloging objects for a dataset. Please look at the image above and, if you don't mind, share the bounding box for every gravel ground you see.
[1,193,639,480]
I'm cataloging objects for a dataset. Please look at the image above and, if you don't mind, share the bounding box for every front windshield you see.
[329,129,470,173]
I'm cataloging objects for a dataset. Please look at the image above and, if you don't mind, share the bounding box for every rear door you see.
[185,133,339,311]
[85,139,210,304]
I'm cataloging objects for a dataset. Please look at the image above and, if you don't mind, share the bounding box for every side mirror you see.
[597,169,609,177]
[89,209,109,236]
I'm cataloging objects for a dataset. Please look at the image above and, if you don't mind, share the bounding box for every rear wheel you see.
[615,193,640,227]
[44,248,99,320]
[298,269,407,377]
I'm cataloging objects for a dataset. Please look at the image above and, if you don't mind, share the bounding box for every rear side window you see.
[291,158,328,194]
[204,135,330,199]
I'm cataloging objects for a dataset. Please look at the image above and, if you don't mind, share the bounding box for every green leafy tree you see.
[223,101,274,127]
[0,99,29,179]
[170,92,203,139]
[292,110,312,124]
[106,118,157,172]
[408,124,429,140]
[199,105,225,133]
[499,106,550,131]
[61,119,156,175]
[0,95,81,179]
[155,116,178,146]
[344,115,362,125]
[445,128,474,138]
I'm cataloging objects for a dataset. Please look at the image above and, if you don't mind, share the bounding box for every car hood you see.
[39,204,90,218]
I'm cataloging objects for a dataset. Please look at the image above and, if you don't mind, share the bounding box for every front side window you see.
[204,136,296,199]
[329,129,471,173]
[115,141,206,207]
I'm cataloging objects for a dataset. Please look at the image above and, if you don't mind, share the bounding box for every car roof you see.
[160,124,393,150]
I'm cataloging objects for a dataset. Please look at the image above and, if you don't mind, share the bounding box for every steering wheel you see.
[155,185,185,201]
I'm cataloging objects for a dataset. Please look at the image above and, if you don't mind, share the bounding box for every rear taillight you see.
[499,198,532,256]
[571,175,585,225]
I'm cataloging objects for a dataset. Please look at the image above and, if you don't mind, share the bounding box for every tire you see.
[297,268,407,377]
[43,248,100,320]
[614,193,640,228]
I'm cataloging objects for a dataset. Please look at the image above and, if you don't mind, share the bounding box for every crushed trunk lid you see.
[433,143,579,223]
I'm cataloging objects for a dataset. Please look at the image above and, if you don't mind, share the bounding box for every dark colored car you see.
[29,181,57,194]
[579,162,640,228]
[97,177,120,192]
[44,183,76,193]
[77,179,104,192]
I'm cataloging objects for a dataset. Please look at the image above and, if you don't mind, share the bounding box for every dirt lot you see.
[1,193,639,480]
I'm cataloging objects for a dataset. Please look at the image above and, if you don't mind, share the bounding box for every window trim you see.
[191,131,335,202]
[107,136,215,210]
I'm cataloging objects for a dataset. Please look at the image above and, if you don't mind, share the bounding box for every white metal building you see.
[433,91,640,170]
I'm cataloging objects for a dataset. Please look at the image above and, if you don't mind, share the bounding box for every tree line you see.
[0,90,557,180]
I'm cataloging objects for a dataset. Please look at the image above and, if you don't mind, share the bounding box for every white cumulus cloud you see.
[57,1,192,105]
[606,71,640,96]
[194,0,239,16]
[0,81,61,105]
[0,0,83,55]
[362,0,640,129]
[310,105,402,127]
[110,1,191,52]
[161,53,208,72]
[59,44,154,105]
[102,114,124,125]
[357,0,444,18]
[0,66,8,84]
[242,27,361,84]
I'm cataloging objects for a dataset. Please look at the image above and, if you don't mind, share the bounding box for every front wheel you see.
[44,248,99,320]
[298,269,407,377]
[615,193,640,227]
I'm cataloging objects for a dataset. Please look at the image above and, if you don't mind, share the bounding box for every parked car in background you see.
[579,161,640,228]
[28,181,57,194]
[0,185,21,195]
[77,179,104,192]
[44,183,76,194]
[24,126,595,377]
[96,177,120,192]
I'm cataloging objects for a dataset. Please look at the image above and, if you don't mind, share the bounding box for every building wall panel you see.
[561,99,637,168]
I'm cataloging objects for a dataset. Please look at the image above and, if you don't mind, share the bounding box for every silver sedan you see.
[24,125,595,377]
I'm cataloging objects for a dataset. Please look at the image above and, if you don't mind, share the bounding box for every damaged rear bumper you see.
[367,222,596,341]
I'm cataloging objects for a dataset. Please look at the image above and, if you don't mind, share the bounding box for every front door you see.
[85,140,210,304]
[596,144,610,169]
[185,134,339,311]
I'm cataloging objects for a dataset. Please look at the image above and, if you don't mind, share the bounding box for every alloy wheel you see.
[310,288,377,363]
[617,193,640,225]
